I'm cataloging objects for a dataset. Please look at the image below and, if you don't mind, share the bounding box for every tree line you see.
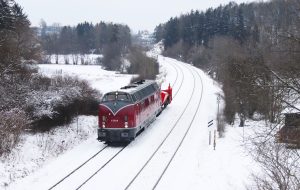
[155,0,300,127]
[0,0,101,156]
[41,21,131,54]
[155,1,256,48]
[40,21,132,69]
[40,20,161,75]
[0,0,160,157]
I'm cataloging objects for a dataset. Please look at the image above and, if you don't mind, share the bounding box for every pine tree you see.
[0,0,40,75]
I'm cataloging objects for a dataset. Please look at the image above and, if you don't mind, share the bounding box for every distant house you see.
[284,113,300,127]
[31,25,62,37]
[277,112,300,147]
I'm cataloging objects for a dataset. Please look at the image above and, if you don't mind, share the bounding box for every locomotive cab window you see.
[102,93,116,101]
[102,92,132,102]
[117,94,130,101]
[131,94,137,102]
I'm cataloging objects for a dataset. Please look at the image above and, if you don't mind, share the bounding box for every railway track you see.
[47,58,185,190]
[166,59,183,98]
[124,63,203,190]
[172,61,184,99]
[48,145,108,190]
[75,60,188,190]
[75,146,127,190]
[152,64,204,189]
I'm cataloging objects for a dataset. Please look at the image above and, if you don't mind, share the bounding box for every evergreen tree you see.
[154,0,300,125]
[163,17,179,48]
[40,21,131,57]
[0,0,40,75]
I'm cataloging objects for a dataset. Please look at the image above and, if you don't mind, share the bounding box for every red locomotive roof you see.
[120,80,158,94]
[101,80,160,103]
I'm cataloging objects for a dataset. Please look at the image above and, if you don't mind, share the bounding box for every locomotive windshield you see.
[102,92,132,102]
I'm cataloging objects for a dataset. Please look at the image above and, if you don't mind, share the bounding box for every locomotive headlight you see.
[124,115,128,128]
[102,116,106,128]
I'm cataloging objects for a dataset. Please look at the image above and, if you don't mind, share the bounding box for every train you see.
[97,80,172,143]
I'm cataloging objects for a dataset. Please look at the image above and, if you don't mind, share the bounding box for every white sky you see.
[16,0,258,33]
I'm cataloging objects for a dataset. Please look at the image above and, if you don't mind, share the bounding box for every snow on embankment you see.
[0,116,96,188]
[0,64,135,189]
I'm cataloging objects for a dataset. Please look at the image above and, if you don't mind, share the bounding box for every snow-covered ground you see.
[0,116,97,189]
[2,47,263,190]
[0,65,135,189]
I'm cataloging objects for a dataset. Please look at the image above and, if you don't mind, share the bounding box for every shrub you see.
[249,141,300,190]
[25,75,101,131]
[127,47,159,80]
[0,109,28,157]
[102,43,122,71]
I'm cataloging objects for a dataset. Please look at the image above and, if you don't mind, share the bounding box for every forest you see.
[155,0,300,127]
[155,1,300,188]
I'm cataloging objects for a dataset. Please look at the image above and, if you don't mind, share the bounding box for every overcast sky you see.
[17,0,258,33]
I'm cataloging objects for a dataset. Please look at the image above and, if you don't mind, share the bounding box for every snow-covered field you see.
[2,47,262,190]
[45,54,103,65]
[38,64,134,94]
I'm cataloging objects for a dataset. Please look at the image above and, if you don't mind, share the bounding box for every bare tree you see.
[127,46,159,80]
[247,130,300,190]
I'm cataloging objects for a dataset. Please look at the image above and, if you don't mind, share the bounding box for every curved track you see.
[46,57,185,190]
[152,64,204,189]
[124,63,198,190]
[166,59,183,98]
[124,63,204,190]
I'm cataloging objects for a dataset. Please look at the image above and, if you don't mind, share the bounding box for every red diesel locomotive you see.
[97,80,172,142]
